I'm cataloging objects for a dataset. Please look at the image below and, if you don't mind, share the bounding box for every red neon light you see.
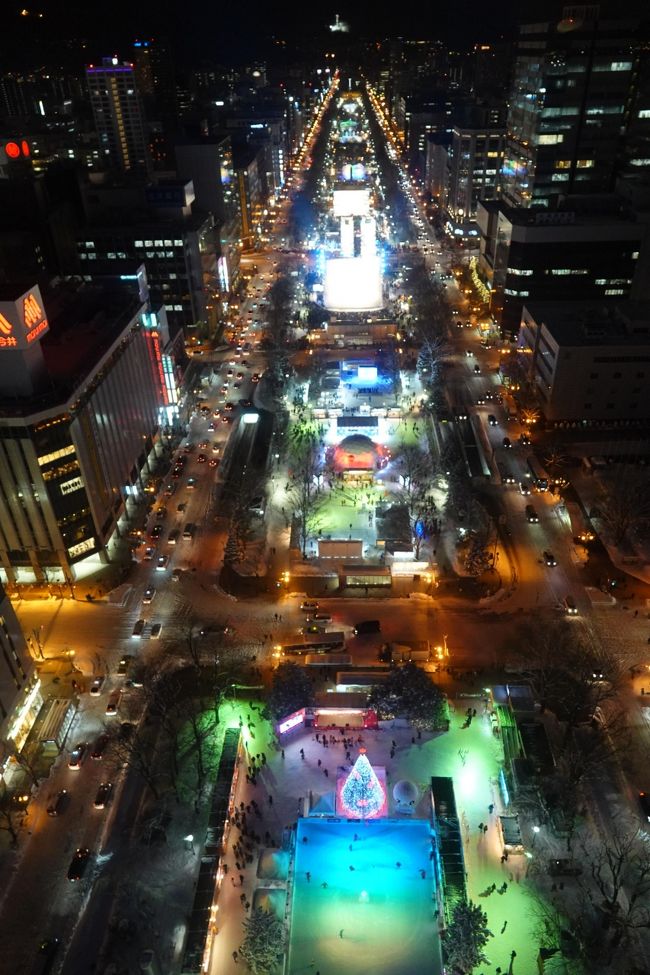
[145,330,169,405]
[21,140,30,157]
[5,142,20,159]
[25,319,48,343]
[0,312,13,336]
[23,293,44,328]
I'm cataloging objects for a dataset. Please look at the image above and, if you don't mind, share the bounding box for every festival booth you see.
[275,706,379,740]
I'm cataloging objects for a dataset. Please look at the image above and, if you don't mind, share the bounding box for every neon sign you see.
[24,293,44,328]
[278,709,305,734]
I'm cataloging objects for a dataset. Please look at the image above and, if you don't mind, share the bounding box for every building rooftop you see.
[0,277,143,417]
[523,300,650,347]
[479,194,640,228]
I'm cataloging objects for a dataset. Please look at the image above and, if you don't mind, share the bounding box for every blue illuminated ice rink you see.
[287,817,442,975]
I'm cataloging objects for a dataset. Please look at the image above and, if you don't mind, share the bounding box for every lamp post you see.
[531,825,540,850]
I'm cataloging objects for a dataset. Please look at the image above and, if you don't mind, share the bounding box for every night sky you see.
[7,0,650,67]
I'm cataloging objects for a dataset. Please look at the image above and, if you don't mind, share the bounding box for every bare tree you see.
[393,444,437,558]
[595,473,650,546]
[288,431,325,557]
[0,786,28,847]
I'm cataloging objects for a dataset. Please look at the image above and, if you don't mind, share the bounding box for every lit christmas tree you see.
[340,749,385,818]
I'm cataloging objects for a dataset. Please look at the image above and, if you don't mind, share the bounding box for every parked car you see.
[47,790,68,817]
[89,676,105,696]
[300,601,319,612]
[307,613,332,624]
[150,622,163,640]
[67,848,90,882]
[132,618,145,638]
[354,619,381,635]
[117,654,133,676]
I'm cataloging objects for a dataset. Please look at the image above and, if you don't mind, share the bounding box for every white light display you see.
[358,366,378,382]
[360,216,376,257]
[324,257,383,311]
[340,216,354,257]
[333,187,370,217]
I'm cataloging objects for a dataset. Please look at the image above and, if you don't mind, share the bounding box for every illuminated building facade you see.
[0,582,37,761]
[0,278,164,584]
[86,57,149,174]
[502,10,647,208]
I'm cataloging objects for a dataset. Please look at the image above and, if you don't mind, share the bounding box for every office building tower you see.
[0,582,37,759]
[86,57,149,174]
[502,8,646,207]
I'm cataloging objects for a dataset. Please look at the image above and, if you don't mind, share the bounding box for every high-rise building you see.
[502,8,647,208]
[86,57,149,174]
[477,196,650,333]
[0,277,165,584]
[445,120,505,237]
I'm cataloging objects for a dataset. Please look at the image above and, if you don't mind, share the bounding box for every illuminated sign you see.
[60,476,84,496]
[67,537,95,558]
[145,329,169,405]
[0,284,50,351]
[278,709,305,734]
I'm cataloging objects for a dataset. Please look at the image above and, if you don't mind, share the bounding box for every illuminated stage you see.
[287,817,441,975]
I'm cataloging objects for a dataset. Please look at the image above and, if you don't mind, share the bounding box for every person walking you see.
[501,920,508,934]
[306,872,311,882]
[339,929,344,939]
[232,950,239,962]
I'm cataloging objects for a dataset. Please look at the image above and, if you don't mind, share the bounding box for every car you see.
[117,654,133,676]
[354,619,381,635]
[47,790,68,817]
[519,433,531,447]
[233,381,241,388]
[236,372,244,380]
[187,478,197,490]
[168,528,180,545]
[639,792,650,822]
[300,600,319,612]
[502,437,512,449]
[212,443,221,453]
[67,848,90,882]
[105,690,121,715]
[519,481,530,496]
[476,396,485,405]
[302,623,326,635]
[465,349,473,357]
[183,523,195,540]
[213,408,221,417]
[143,547,155,561]
[68,742,87,770]
[248,496,265,516]
[543,550,557,566]
[564,595,578,616]
[142,587,155,604]
[94,782,113,810]
[132,618,145,638]
[199,440,209,448]
[226,369,234,376]
[525,505,539,523]
[91,734,109,760]
[197,454,207,463]
[251,373,260,383]
[222,414,233,423]
[307,612,332,624]
[488,414,497,426]
[156,554,169,571]
[224,402,235,411]
[150,622,163,640]
[547,858,582,877]
[239,399,253,408]
[208,422,216,431]
[183,442,194,454]
[33,937,61,973]
[484,390,494,401]
[89,676,105,696]
[163,482,176,496]
[171,568,182,583]
[155,507,166,521]
[209,458,219,468]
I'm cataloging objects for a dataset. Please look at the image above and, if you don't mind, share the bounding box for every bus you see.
[278,632,346,657]
[565,500,595,544]
[526,456,549,492]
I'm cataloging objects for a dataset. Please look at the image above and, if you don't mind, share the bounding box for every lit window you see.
[551,173,569,181]
[604,289,625,295]
[134,240,143,247]
[610,61,632,71]
[638,109,650,119]
[144,240,153,247]
[507,268,533,276]
[630,158,650,166]
[174,239,183,246]
[555,160,571,169]
[576,159,594,168]
[538,133,564,145]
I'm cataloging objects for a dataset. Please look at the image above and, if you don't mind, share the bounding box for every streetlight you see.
[184,833,196,854]
[531,825,540,850]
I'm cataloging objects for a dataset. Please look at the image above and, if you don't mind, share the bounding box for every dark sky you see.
[10,0,650,66]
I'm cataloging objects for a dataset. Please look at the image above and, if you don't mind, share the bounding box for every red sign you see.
[24,293,44,328]
[0,312,13,336]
